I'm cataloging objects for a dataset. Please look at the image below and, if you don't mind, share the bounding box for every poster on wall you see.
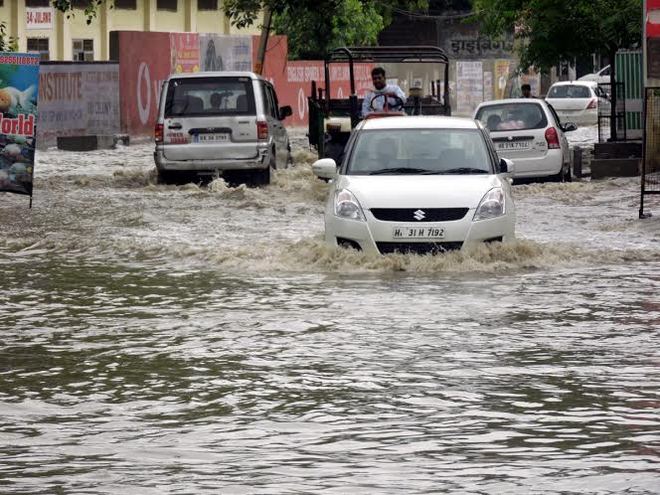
[494,59,510,100]
[170,33,200,74]
[37,63,120,148]
[456,61,483,115]
[199,35,253,72]
[0,53,39,199]
[483,71,493,101]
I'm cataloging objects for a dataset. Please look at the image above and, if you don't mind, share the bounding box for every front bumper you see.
[325,209,515,255]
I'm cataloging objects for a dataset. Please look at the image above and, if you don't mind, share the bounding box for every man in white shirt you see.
[361,67,407,117]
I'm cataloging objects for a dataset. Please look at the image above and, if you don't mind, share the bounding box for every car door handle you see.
[168,123,182,129]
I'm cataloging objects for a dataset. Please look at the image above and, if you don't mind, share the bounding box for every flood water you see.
[1,134,659,494]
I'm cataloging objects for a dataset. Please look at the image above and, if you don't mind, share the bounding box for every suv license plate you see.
[195,133,229,143]
[393,226,445,239]
[497,141,530,150]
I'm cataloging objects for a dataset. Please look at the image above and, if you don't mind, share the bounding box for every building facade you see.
[0,0,259,61]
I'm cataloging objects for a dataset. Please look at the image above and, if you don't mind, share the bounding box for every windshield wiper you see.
[368,167,432,175]
[441,167,489,174]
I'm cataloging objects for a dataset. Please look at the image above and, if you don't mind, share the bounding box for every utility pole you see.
[255,6,272,75]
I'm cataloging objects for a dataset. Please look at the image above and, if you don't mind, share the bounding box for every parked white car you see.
[474,99,576,182]
[312,116,515,255]
[545,81,610,126]
[578,65,611,86]
[154,71,292,185]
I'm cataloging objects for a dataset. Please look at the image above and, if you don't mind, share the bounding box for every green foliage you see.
[50,1,106,24]
[273,0,385,59]
[472,0,642,69]
[0,21,18,52]
[225,0,429,59]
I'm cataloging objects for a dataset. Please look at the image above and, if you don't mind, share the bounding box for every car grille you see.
[376,242,464,255]
[370,208,468,222]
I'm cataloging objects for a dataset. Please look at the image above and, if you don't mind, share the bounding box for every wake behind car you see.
[474,98,576,182]
[154,71,292,185]
[312,116,515,255]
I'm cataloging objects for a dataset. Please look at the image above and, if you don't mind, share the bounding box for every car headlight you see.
[473,187,505,221]
[334,189,366,221]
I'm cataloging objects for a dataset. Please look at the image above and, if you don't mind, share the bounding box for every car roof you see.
[477,98,548,107]
[360,116,478,130]
[167,71,261,80]
[549,80,597,87]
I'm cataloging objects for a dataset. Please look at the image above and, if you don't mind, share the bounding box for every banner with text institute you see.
[0,53,39,200]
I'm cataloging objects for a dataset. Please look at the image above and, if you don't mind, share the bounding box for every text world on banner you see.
[0,52,39,197]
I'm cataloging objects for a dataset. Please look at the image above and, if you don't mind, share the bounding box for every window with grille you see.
[72,39,94,61]
[114,0,137,9]
[157,0,178,11]
[198,0,218,10]
[26,0,50,6]
[27,38,50,61]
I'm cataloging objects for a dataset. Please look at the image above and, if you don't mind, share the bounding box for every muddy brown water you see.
[1,140,659,493]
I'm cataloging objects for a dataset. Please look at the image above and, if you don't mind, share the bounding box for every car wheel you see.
[563,163,573,182]
[158,170,191,184]
[252,159,273,187]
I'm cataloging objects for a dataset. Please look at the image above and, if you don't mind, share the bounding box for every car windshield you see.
[475,102,548,131]
[547,85,592,99]
[346,128,492,175]
[165,77,255,117]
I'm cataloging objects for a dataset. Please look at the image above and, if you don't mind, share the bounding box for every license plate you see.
[497,141,530,151]
[195,133,229,143]
[393,226,445,239]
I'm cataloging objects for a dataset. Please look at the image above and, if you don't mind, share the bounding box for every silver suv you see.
[154,71,292,185]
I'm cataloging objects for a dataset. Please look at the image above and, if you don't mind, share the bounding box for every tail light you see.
[257,120,269,140]
[154,123,163,143]
[545,127,561,149]
[586,98,597,109]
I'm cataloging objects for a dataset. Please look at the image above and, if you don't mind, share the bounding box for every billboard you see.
[456,61,483,115]
[37,62,120,148]
[170,33,200,74]
[199,35,253,72]
[0,53,39,198]
[111,31,171,137]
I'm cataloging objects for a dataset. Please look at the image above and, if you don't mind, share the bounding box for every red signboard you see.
[114,32,171,136]
[649,0,660,38]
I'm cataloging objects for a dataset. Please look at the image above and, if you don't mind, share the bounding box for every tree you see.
[0,21,18,52]
[473,0,642,139]
[225,0,428,59]
[472,0,642,71]
[271,0,384,59]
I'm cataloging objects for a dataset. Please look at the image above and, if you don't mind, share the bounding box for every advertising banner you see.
[170,33,200,74]
[199,35,252,72]
[279,61,374,127]
[37,63,120,148]
[456,61,483,115]
[0,53,39,198]
[494,59,510,100]
[112,31,171,136]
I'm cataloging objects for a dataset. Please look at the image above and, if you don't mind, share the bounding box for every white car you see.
[474,99,576,181]
[545,80,611,126]
[312,116,515,255]
[578,65,611,86]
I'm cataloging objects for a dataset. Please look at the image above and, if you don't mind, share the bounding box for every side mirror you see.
[499,157,514,175]
[312,158,337,179]
[279,105,293,119]
[562,122,578,132]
